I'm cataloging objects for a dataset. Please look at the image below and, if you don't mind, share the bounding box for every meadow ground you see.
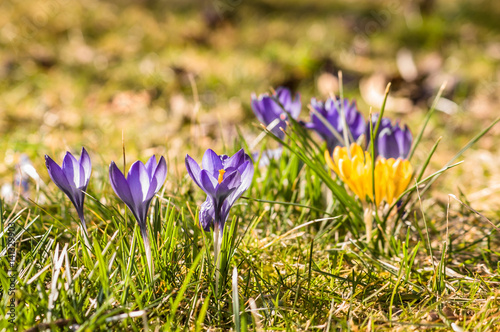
[1,0,500,330]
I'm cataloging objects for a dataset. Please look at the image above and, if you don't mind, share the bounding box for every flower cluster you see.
[325,143,413,207]
[43,85,415,278]
[251,86,414,208]
[46,146,254,276]
[46,148,167,278]
[251,87,413,161]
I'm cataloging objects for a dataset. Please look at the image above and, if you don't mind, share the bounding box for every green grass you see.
[1,111,500,331]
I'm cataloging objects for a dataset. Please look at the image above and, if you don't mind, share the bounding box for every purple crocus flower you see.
[109,155,167,277]
[186,149,254,233]
[305,97,366,151]
[45,147,91,233]
[369,115,412,159]
[185,149,254,260]
[251,87,301,139]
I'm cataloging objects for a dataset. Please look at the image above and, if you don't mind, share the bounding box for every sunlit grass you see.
[1,113,500,330]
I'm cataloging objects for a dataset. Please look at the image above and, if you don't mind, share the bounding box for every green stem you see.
[140,226,154,281]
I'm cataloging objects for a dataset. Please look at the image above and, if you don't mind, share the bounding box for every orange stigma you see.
[218,169,225,184]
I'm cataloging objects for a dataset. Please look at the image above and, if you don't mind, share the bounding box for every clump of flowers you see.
[250,84,417,241]
[325,143,413,207]
[325,143,413,240]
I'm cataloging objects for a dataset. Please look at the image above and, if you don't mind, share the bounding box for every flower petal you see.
[276,87,301,119]
[202,149,223,178]
[62,152,86,189]
[395,125,412,159]
[290,94,302,119]
[276,87,291,109]
[109,161,135,208]
[145,155,157,179]
[369,117,413,159]
[200,169,217,197]
[252,94,288,139]
[45,155,74,200]
[260,96,283,121]
[308,97,343,149]
[214,176,240,206]
[185,154,202,189]
[79,147,92,188]
[127,160,150,204]
[46,154,85,225]
[227,160,254,206]
[349,112,367,140]
[153,156,167,187]
[217,170,241,198]
[324,149,338,173]
[199,197,215,231]
[251,93,267,124]
[237,160,254,191]
[224,149,246,169]
[146,156,167,200]
[377,128,400,159]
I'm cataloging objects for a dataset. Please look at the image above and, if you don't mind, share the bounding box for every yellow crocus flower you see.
[325,143,413,206]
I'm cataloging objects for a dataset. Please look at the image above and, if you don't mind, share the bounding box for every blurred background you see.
[0,0,499,210]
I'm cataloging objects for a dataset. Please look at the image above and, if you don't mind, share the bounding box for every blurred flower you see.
[2,154,42,203]
[15,154,41,196]
[325,143,413,206]
[306,97,366,151]
[252,147,283,168]
[45,147,91,233]
[109,155,167,277]
[186,149,254,235]
[251,87,301,139]
[369,116,412,159]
